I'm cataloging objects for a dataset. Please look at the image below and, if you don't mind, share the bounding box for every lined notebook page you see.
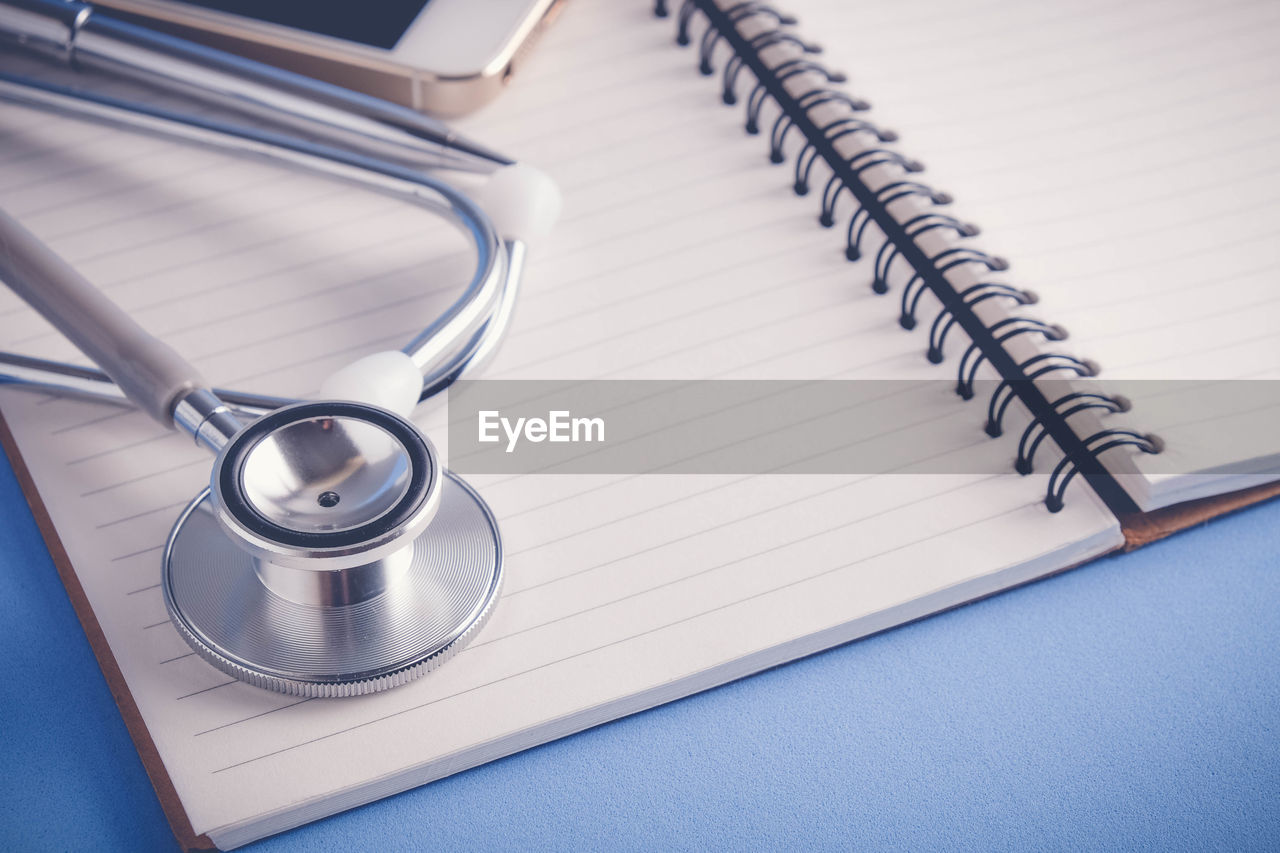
[790,0,1280,507]
[0,3,1120,846]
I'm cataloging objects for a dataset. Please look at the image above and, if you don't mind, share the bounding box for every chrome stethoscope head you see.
[165,401,502,697]
[214,402,444,576]
[0,22,563,696]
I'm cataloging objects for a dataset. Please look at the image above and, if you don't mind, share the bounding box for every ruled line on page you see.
[963,122,1280,209]
[5,186,435,337]
[1051,262,1277,320]
[112,545,161,562]
[9,150,253,221]
[494,470,934,601]
[533,182,789,269]
[512,207,813,305]
[964,227,1280,300]
[193,701,314,738]
[1080,293,1280,345]
[892,2,1275,104]
[595,302,881,378]
[95,498,190,530]
[990,163,1280,237]
[839,0,1124,55]
[1132,397,1280,436]
[178,681,238,701]
[470,470,997,652]
[81,459,206,498]
[501,228,831,340]
[0,131,177,192]
[0,174,347,324]
[0,110,89,148]
[25,169,305,260]
[556,139,785,216]
[847,0,1266,83]
[0,95,225,177]
[209,494,1022,776]
[914,67,1280,162]
[488,265,858,377]
[942,163,1280,258]
[69,431,173,467]
[51,408,137,437]
[1106,330,1280,374]
[800,0,1048,45]
[222,327,418,389]
[920,101,1278,186]
[159,652,196,666]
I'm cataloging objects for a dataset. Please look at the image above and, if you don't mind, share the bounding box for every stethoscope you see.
[0,0,560,696]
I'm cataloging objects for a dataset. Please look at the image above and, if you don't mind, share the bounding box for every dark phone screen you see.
[168,1,431,49]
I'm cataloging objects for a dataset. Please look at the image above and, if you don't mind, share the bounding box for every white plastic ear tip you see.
[319,350,422,418]
[481,163,562,242]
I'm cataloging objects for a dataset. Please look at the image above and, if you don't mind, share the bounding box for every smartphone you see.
[91,0,566,116]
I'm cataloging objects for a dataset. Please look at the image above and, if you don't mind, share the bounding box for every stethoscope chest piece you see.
[0,25,562,694]
[161,402,502,697]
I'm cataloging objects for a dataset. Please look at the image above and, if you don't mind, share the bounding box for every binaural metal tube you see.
[0,206,242,448]
[0,351,293,418]
[417,238,526,400]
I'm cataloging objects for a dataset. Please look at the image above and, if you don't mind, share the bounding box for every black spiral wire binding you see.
[926,282,1035,363]
[655,0,1155,513]
[1015,391,1131,475]
[954,319,1069,402]
[984,354,1099,437]
[1045,430,1164,513]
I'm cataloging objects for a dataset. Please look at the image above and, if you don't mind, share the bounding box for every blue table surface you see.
[0,443,1276,852]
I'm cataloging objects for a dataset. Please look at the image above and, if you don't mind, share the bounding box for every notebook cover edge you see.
[0,410,216,852]
[1117,479,1280,551]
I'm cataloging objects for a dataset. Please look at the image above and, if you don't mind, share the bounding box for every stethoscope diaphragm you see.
[161,401,502,697]
[164,472,502,698]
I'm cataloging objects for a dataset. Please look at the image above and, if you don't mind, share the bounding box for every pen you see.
[0,0,512,173]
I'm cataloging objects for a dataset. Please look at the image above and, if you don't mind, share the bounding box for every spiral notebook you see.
[1,0,1279,848]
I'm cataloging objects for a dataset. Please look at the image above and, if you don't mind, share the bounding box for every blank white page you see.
[0,2,1120,847]
[790,0,1280,507]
